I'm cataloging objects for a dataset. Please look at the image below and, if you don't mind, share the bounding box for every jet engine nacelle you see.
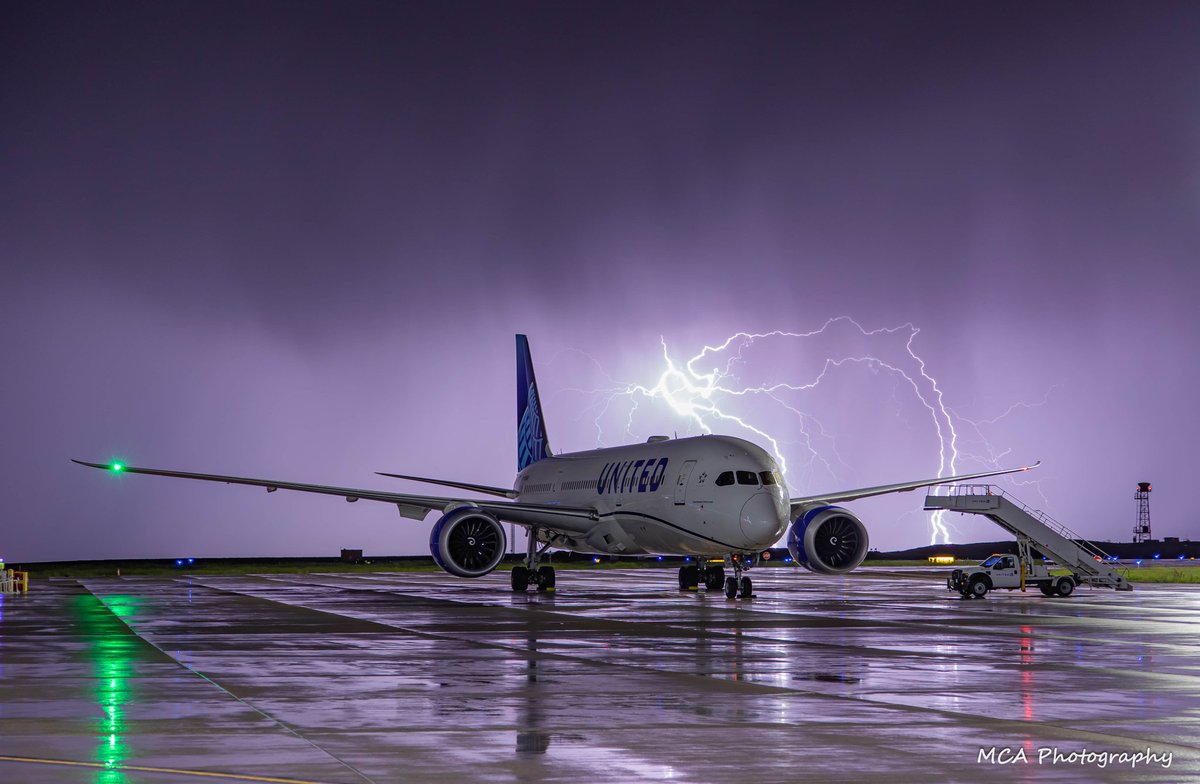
[429,507,508,578]
[787,504,870,574]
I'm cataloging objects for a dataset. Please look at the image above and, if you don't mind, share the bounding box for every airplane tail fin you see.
[516,334,552,471]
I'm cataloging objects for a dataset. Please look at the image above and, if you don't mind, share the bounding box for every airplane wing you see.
[790,461,1040,511]
[375,471,517,499]
[72,460,598,534]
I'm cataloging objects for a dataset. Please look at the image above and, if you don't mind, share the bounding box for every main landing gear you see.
[677,562,721,591]
[679,553,755,599]
[512,527,555,593]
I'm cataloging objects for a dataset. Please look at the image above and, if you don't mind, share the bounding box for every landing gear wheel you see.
[1055,577,1075,597]
[703,567,725,590]
[511,566,529,592]
[537,566,556,592]
[739,576,753,599]
[678,565,699,591]
[967,576,989,599]
[724,576,738,599]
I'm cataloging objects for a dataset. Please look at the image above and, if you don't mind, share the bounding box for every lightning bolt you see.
[555,316,1047,545]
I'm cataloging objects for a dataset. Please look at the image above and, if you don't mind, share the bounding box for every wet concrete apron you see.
[0,570,1195,782]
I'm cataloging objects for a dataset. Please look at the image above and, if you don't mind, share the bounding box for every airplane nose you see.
[740,492,780,545]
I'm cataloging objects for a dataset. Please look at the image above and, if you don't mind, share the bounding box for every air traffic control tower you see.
[1133,482,1152,543]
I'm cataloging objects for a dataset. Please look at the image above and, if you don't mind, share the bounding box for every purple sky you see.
[3,2,1198,561]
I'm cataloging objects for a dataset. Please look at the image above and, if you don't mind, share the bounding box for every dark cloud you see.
[3,1,1197,559]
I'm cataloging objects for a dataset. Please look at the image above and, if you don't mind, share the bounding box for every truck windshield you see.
[980,555,1002,568]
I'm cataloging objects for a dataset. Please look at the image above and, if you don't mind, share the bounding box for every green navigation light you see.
[111,463,124,473]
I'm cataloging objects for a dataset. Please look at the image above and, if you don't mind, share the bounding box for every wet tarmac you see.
[0,568,1196,783]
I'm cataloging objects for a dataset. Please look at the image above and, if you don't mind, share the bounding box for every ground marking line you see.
[0,755,335,784]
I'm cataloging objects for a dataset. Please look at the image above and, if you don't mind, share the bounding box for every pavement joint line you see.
[186,574,1200,757]
[262,571,1198,662]
[0,754,338,783]
[77,579,380,784]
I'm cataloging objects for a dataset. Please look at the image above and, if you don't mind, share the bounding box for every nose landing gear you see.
[724,553,756,599]
[723,575,752,599]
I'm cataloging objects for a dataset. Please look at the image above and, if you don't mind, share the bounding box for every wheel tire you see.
[704,568,725,590]
[537,566,556,592]
[684,565,699,591]
[1039,584,1055,597]
[1055,577,1075,597]
[511,566,529,592]
[724,576,738,599]
[968,576,989,598]
[739,576,753,599]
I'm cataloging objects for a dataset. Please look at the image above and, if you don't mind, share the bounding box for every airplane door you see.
[674,460,697,505]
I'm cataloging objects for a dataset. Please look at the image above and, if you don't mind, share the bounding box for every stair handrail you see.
[934,483,1126,578]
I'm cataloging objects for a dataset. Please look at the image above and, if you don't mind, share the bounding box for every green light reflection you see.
[71,593,136,784]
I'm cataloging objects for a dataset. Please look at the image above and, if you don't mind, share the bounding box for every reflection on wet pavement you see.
[1,569,1196,782]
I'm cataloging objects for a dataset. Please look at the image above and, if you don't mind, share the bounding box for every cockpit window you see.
[736,470,759,486]
[715,471,735,486]
[759,471,777,486]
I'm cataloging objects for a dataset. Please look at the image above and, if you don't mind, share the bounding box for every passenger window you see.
[715,472,734,486]
[736,470,758,486]
[759,471,776,486]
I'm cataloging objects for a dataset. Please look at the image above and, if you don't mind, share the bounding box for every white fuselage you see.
[514,435,789,556]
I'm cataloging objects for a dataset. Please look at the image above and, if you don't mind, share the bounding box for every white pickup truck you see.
[947,553,1077,599]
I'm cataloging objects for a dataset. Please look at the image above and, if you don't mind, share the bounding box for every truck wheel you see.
[1055,577,1075,597]
[1038,584,1055,597]
[968,576,989,599]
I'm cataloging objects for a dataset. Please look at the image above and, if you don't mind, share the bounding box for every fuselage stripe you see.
[597,510,741,551]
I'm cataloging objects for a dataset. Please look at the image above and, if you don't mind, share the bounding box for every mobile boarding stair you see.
[924,485,1133,591]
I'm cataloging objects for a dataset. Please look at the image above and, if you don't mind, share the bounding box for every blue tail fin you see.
[516,334,552,471]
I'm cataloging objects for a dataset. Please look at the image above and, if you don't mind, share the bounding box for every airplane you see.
[76,334,1038,598]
